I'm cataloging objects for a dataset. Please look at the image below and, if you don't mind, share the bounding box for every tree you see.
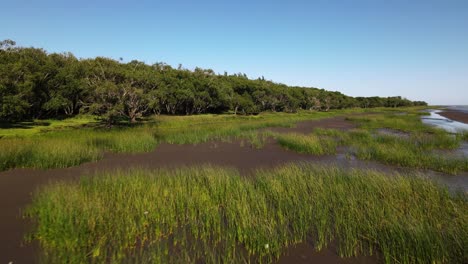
[43,53,87,116]
[0,39,16,51]
[121,84,148,122]
[86,81,123,126]
[0,40,428,123]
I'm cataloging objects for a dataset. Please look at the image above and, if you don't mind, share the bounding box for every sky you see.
[1,0,467,105]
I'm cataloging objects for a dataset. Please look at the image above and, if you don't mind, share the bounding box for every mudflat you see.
[439,110,468,124]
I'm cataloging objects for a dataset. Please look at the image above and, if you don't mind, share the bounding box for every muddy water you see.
[278,242,378,264]
[0,116,466,264]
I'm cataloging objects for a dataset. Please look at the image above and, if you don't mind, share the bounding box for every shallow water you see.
[421,109,468,133]
[444,105,468,113]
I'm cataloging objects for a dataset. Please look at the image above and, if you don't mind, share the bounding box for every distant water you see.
[421,108,468,133]
[443,105,468,113]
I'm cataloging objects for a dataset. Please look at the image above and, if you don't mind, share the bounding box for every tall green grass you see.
[275,133,338,155]
[26,165,467,264]
[0,137,101,170]
[0,128,158,171]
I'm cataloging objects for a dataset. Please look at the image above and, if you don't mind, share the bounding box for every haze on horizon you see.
[1,0,467,105]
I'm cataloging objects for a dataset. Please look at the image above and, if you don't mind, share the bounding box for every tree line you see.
[0,40,427,124]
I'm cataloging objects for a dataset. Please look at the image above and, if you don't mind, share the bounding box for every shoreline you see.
[438,110,468,124]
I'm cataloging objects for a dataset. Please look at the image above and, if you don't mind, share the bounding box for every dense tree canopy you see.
[0,40,427,124]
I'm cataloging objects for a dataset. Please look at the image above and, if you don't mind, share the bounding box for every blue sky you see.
[1,0,467,105]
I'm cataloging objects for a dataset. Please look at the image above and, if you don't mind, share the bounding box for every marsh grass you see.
[345,111,433,133]
[0,107,460,171]
[0,110,358,171]
[0,137,101,170]
[461,132,468,141]
[154,111,354,145]
[26,165,467,263]
[0,128,158,171]
[276,113,468,174]
[275,133,338,155]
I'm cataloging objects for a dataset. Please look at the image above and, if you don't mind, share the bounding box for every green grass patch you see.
[345,112,433,133]
[0,137,101,170]
[275,133,338,155]
[0,128,158,171]
[153,110,358,144]
[26,165,467,263]
[0,115,98,138]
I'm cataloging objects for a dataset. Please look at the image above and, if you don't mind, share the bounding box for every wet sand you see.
[439,110,468,124]
[0,116,465,263]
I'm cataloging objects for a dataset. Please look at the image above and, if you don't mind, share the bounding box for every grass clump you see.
[0,138,101,170]
[0,128,158,171]
[27,165,467,264]
[83,128,158,153]
[275,133,338,155]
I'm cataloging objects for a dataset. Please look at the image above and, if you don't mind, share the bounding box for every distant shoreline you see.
[439,110,468,124]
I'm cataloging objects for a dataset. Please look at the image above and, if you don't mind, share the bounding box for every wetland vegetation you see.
[1,105,467,263]
[1,41,467,264]
[26,165,467,264]
[274,111,468,174]
[1,110,356,171]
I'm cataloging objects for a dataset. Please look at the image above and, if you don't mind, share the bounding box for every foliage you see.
[0,40,426,123]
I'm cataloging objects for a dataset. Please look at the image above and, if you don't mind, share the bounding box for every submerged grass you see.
[27,165,467,264]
